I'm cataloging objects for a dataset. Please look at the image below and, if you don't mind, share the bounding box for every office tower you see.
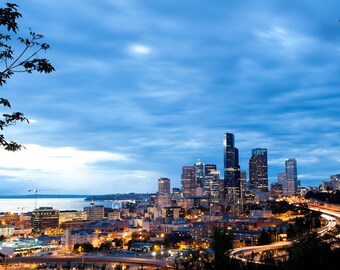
[330,174,340,190]
[223,133,241,196]
[203,164,220,201]
[194,159,204,196]
[285,158,298,196]
[32,207,59,232]
[270,182,283,197]
[181,166,196,198]
[158,177,171,195]
[277,173,287,196]
[240,171,247,194]
[249,148,268,191]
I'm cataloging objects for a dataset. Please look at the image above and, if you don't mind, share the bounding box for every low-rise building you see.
[84,202,104,221]
[63,229,98,250]
[0,238,57,256]
[59,211,87,225]
[0,225,14,237]
[32,207,59,233]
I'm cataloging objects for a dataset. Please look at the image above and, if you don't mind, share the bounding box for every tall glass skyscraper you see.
[203,164,220,201]
[181,166,195,198]
[194,159,204,189]
[285,158,297,196]
[223,133,240,197]
[249,148,268,191]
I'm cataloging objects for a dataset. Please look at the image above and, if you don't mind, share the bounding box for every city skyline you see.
[0,0,339,195]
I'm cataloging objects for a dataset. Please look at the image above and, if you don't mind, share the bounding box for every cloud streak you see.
[0,0,338,194]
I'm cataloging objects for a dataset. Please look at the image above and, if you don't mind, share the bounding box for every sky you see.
[0,0,339,195]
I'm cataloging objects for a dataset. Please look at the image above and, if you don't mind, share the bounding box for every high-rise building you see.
[249,148,268,191]
[181,166,196,198]
[277,172,287,196]
[223,133,241,197]
[158,177,171,195]
[270,182,283,197]
[203,164,220,201]
[330,174,340,190]
[240,170,247,195]
[285,158,298,196]
[194,159,204,196]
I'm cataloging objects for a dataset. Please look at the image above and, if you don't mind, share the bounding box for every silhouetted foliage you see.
[0,2,54,151]
[174,249,208,270]
[98,241,112,251]
[257,229,275,245]
[210,227,234,269]
[73,242,94,252]
[0,252,5,265]
[285,232,340,270]
[266,201,294,214]
[305,190,340,204]
[112,238,123,248]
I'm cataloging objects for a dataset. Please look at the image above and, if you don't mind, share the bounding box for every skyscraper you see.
[194,159,204,196]
[203,164,220,201]
[223,133,241,197]
[158,177,171,195]
[240,170,247,195]
[181,166,195,198]
[249,148,268,191]
[277,172,287,196]
[285,158,298,196]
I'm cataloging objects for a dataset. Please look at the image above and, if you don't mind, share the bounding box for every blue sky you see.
[0,0,339,195]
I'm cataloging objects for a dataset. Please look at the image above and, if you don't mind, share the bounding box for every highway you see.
[231,204,339,263]
[7,255,168,269]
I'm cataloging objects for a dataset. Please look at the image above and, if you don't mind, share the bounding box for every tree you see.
[0,252,5,265]
[285,232,340,270]
[98,241,112,251]
[210,227,234,270]
[0,2,54,151]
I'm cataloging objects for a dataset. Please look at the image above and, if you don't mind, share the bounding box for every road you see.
[231,204,339,263]
[7,255,168,269]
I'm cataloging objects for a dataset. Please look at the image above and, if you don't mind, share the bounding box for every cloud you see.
[128,44,151,55]
[0,144,129,172]
[0,144,163,194]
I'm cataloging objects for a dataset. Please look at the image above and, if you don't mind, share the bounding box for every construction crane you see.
[28,189,41,210]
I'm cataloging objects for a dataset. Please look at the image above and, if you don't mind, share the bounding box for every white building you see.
[0,225,14,237]
[63,229,98,251]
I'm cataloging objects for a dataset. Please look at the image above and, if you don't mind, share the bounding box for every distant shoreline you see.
[0,195,89,199]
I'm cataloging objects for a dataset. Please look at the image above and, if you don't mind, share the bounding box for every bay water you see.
[0,197,114,213]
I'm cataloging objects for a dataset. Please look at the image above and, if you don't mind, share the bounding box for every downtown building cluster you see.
[154,132,300,216]
[0,133,324,262]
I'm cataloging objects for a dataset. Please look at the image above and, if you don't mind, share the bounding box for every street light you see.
[152,251,156,260]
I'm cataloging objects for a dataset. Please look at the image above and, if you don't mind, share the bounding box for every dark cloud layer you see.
[0,0,339,194]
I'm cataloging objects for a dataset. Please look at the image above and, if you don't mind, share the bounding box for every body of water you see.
[0,197,115,213]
